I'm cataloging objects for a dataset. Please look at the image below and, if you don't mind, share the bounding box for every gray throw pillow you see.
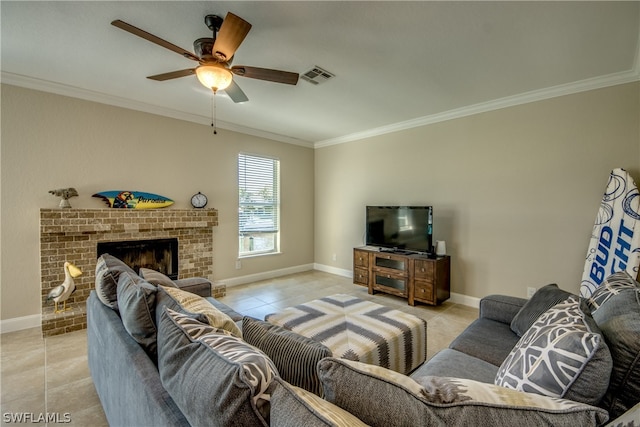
[510,284,573,336]
[586,271,640,419]
[139,268,178,288]
[496,296,612,405]
[318,357,608,427]
[157,308,278,427]
[116,272,158,360]
[94,253,137,310]
[242,316,332,397]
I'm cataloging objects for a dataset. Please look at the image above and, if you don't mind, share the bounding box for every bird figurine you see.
[47,262,83,313]
[49,188,79,208]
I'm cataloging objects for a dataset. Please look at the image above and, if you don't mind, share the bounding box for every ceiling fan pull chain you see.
[211,90,218,135]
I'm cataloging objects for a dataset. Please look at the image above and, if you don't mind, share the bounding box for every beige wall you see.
[2,82,638,323]
[315,82,640,301]
[1,84,315,321]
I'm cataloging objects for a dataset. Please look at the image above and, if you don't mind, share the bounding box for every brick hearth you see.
[40,208,221,336]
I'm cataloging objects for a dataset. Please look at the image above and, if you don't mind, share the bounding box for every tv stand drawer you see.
[414,259,434,279]
[373,253,408,272]
[354,267,369,286]
[373,274,407,297]
[354,250,369,268]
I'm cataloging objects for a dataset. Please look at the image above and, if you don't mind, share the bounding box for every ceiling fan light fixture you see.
[196,64,233,92]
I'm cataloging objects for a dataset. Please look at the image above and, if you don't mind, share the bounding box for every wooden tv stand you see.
[353,246,450,306]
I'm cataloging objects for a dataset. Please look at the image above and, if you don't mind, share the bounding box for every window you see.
[238,153,280,256]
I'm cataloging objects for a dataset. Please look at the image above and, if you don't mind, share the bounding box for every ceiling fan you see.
[111,13,299,103]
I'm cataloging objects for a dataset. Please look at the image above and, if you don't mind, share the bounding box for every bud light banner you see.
[581,168,640,297]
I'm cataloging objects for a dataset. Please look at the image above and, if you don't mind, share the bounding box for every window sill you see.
[238,251,282,260]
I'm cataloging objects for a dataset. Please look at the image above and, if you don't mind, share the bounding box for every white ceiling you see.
[2,1,639,147]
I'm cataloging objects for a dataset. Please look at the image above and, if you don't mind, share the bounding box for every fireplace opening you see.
[97,238,179,279]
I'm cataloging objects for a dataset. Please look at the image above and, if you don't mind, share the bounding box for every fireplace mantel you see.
[40,208,217,234]
[40,208,220,336]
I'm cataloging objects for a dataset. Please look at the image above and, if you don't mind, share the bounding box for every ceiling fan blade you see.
[231,66,299,85]
[147,68,196,81]
[212,13,252,62]
[224,80,249,103]
[111,19,199,62]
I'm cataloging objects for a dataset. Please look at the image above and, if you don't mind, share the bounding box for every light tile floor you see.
[1,270,478,425]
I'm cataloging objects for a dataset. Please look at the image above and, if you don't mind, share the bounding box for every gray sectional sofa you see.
[87,254,639,426]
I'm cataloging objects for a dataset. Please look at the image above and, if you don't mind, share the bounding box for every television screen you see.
[366,206,433,253]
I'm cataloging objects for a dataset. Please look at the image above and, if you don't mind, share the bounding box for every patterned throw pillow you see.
[317,358,608,427]
[270,377,368,427]
[159,286,242,338]
[496,296,612,405]
[157,308,279,427]
[139,268,178,288]
[242,316,332,397]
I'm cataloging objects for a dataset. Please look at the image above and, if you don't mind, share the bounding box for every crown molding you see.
[314,69,640,149]
[3,69,637,151]
[0,72,314,148]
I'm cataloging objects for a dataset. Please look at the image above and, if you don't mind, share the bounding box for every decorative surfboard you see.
[92,191,174,209]
[580,168,640,297]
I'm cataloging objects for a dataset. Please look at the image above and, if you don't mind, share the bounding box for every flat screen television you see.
[365,206,433,254]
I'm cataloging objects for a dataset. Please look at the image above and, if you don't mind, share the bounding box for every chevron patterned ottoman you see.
[265,294,426,374]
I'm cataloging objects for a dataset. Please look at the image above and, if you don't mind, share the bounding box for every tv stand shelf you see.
[353,246,450,306]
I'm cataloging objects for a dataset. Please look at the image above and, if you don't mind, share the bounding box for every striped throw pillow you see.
[243,316,332,397]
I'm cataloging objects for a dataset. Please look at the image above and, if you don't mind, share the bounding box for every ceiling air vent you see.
[300,66,335,85]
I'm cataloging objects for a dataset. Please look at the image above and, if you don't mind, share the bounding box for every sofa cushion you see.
[449,318,520,366]
[242,316,332,396]
[495,296,612,405]
[586,271,640,419]
[116,272,158,360]
[270,377,367,427]
[139,268,178,288]
[157,308,278,427]
[157,286,242,338]
[410,348,498,384]
[94,253,137,310]
[318,357,608,427]
[510,284,573,336]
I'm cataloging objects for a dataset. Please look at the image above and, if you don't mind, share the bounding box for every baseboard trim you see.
[221,263,315,287]
[0,314,41,334]
[313,263,353,278]
[449,292,481,308]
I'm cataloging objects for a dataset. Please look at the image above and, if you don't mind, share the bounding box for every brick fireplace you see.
[40,208,221,336]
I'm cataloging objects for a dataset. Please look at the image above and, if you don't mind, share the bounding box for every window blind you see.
[238,153,279,233]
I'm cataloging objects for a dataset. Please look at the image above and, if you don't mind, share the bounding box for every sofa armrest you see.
[87,292,190,427]
[479,294,527,324]
[174,277,212,297]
